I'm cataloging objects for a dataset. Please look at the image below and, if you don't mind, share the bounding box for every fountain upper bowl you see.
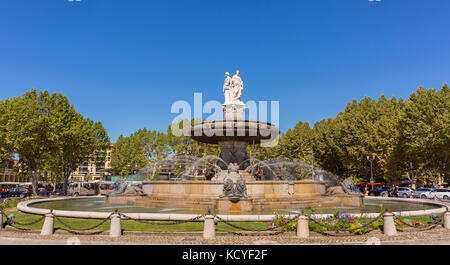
[190,120,280,144]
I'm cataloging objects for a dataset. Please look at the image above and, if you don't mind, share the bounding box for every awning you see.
[355,182,385,186]
[0,182,32,185]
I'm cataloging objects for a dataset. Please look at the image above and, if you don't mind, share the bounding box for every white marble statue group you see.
[223,70,244,104]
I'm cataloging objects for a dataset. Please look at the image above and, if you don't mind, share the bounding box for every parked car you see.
[394,187,415,198]
[37,188,51,196]
[423,188,450,200]
[7,188,32,198]
[99,183,114,195]
[0,190,9,198]
[67,182,99,196]
[368,186,392,197]
[50,189,64,196]
[413,187,435,198]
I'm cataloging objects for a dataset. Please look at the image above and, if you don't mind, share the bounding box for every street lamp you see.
[250,140,259,177]
[367,155,375,190]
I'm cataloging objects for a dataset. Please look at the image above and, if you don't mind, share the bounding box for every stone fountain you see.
[106,70,363,213]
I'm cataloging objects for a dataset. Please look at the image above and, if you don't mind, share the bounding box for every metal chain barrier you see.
[1,210,45,230]
[119,213,206,225]
[214,214,300,236]
[11,215,45,226]
[1,210,8,228]
[52,213,113,235]
[393,214,441,231]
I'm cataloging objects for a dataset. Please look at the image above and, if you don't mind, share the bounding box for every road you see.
[0,236,146,245]
[1,235,450,245]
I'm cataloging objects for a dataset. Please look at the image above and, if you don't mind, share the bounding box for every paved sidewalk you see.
[0,236,147,245]
[1,227,450,245]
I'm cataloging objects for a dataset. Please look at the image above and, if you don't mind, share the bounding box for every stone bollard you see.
[203,215,216,240]
[109,211,122,237]
[40,211,55,236]
[0,211,4,231]
[444,211,450,229]
[383,212,397,236]
[297,215,309,238]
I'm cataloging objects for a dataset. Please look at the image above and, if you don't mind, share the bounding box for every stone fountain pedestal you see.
[222,102,246,120]
[217,198,253,213]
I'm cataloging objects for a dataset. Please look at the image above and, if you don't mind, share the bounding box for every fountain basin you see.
[105,180,363,213]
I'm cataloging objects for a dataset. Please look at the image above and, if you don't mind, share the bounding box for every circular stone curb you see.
[17,196,450,222]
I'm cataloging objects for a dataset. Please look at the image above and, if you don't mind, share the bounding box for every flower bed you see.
[272,211,384,235]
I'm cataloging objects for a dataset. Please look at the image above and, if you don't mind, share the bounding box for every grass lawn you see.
[5,211,271,232]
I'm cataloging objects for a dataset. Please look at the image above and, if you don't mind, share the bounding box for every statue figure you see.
[324,186,345,195]
[235,178,248,197]
[325,179,362,195]
[203,164,217,180]
[220,178,235,197]
[342,179,362,194]
[220,177,248,198]
[227,163,239,173]
[249,164,264,180]
[123,183,145,196]
[223,72,232,104]
[108,179,128,196]
[108,178,145,196]
[231,70,244,104]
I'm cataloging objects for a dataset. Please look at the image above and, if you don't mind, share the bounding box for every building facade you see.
[0,160,33,183]
[70,144,113,181]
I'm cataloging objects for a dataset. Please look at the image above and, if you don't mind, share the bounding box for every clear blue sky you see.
[1,0,449,142]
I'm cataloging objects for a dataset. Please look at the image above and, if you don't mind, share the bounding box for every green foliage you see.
[1,90,59,194]
[0,89,109,194]
[41,94,109,193]
[264,85,446,185]
[0,101,13,168]
[253,84,448,185]
[397,84,449,185]
[0,200,20,211]
[313,96,405,182]
[111,128,171,176]
[166,118,219,158]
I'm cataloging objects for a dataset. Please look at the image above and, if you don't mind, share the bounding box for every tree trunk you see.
[31,170,38,195]
[62,173,69,196]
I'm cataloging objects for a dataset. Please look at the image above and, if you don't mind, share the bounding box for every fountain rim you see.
[17,196,449,221]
